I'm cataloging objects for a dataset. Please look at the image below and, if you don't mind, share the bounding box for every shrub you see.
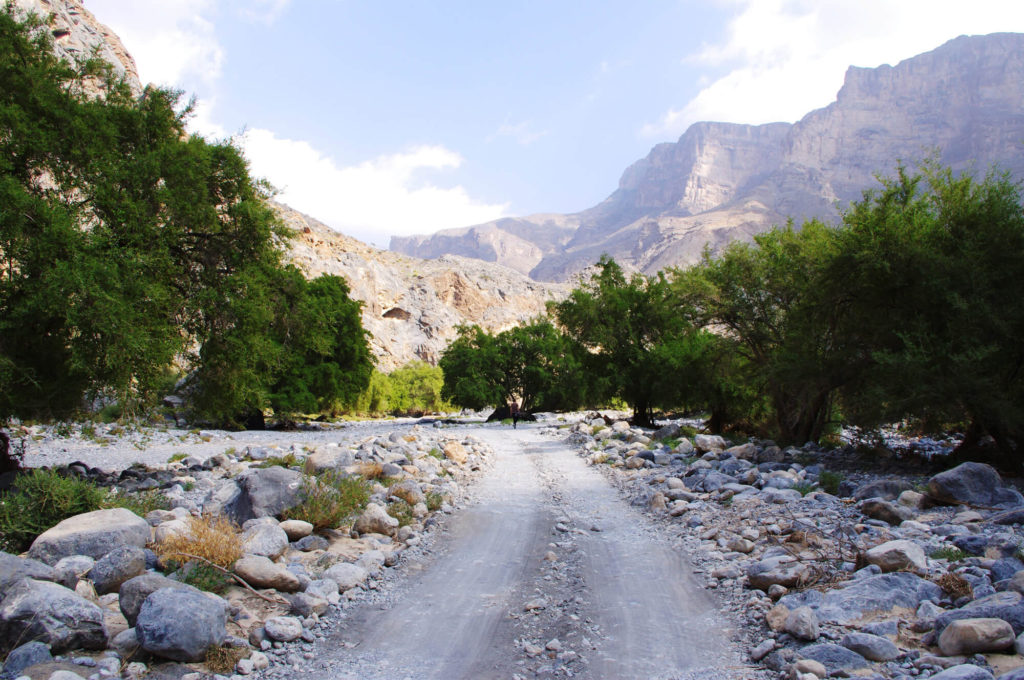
[284,470,369,531]
[0,469,107,552]
[259,452,300,468]
[931,547,970,562]
[386,499,415,527]
[180,561,232,594]
[155,514,243,569]
[425,491,445,512]
[168,452,187,463]
[818,470,844,495]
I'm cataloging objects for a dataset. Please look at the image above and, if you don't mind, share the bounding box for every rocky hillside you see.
[280,205,566,371]
[393,33,1024,281]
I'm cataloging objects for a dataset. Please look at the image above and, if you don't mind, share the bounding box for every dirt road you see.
[290,424,736,680]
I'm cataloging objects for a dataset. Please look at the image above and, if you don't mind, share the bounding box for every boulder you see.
[135,587,226,662]
[0,552,55,597]
[109,628,141,658]
[652,423,680,440]
[930,667,995,680]
[287,591,329,618]
[798,643,868,672]
[935,591,1024,636]
[241,522,289,559]
[854,479,913,501]
[0,579,107,653]
[303,447,353,474]
[779,572,943,625]
[784,606,819,640]
[51,555,94,590]
[927,462,1024,508]
[88,545,146,595]
[353,503,398,536]
[724,443,757,460]
[223,466,304,524]
[938,617,1015,655]
[279,519,313,541]
[859,499,915,525]
[442,441,467,464]
[863,540,927,573]
[694,434,727,453]
[747,556,809,590]
[293,535,329,552]
[321,562,368,592]
[263,616,302,642]
[840,631,900,661]
[0,641,53,679]
[119,573,201,627]
[27,508,150,565]
[234,556,301,592]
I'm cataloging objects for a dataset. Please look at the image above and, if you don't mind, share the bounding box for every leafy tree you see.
[440,320,584,414]
[554,257,693,426]
[832,164,1024,461]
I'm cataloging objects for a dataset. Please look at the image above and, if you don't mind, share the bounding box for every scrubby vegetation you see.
[284,470,371,530]
[0,468,108,551]
[351,361,449,416]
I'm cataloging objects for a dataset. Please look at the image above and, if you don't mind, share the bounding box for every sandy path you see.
[289,424,733,680]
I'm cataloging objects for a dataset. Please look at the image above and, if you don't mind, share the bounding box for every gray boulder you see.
[746,556,809,590]
[798,643,868,671]
[840,631,900,661]
[234,555,301,592]
[222,467,304,524]
[321,562,368,592]
[927,462,1024,509]
[859,499,915,525]
[0,552,55,597]
[240,522,289,559]
[854,479,913,501]
[288,591,329,618]
[263,616,302,642]
[109,628,141,658]
[119,573,201,627]
[135,587,226,662]
[935,590,1024,636]
[0,579,107,653]
[931,666,995,680]
[693,434,727,453]
[52,556,94,589]
[88,545,146,595]
[0,641,52,679]
[353,503,398,536]
[779,572,943,625]
[28,508,150,565]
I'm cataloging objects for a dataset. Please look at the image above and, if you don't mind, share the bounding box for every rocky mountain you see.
[280,205,566,371]
[393,33,1024,281]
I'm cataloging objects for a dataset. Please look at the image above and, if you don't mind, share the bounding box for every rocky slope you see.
[280,205,567,370]
[393,33,1024,281]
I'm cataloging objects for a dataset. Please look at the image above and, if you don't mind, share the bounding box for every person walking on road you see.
[510,400,520,429]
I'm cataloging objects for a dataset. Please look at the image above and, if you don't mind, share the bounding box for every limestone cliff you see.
[15,0,141,96]
[279,205,567,371]
[393,33,1024,281]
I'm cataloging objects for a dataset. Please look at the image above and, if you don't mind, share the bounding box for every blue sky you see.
[87,0,1024,247]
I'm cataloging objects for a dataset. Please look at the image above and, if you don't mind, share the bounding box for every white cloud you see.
[489,119,547,146]
[86,0,223,93]
[644,0,1024,138]
[240,130,509,247]
[238,0,291,25]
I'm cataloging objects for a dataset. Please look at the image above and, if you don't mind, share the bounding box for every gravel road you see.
[285,424,738,680]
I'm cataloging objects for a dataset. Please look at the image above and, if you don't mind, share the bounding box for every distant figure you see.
[510,401,520,429]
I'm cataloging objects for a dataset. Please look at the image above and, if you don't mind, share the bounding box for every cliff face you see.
[280,205,567,371]
[392,33,1024,281]
[15,0,141,96]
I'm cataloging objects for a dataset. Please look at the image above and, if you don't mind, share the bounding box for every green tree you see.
[554,257,692,426]
[832,164,1024,461]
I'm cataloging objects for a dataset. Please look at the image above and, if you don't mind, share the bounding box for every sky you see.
[86,0,1024,248]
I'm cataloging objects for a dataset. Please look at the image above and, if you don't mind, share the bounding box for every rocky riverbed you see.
[4,414,1024,680]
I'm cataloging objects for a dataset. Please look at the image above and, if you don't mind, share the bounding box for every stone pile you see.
[0,427,490,680]
[560,415,1024,680]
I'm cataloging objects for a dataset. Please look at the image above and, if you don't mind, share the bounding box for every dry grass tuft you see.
[935,571,973,600]
[155,514,243,568]
[205,645,247,674]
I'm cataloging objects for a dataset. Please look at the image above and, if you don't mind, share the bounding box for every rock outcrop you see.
[281,204,567,370]
[393,33,1024,282]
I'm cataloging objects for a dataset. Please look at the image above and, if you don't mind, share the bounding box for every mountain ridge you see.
[392,32,1024,281]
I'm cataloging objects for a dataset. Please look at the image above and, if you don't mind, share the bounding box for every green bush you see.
[0,469,108,552]
[931,547,970,562]
[818,470,844,495]
[425,491,445,512]
[284,470,369,530]
[179,561,231,594]
[792,481,817,496]
[386,499,415,527]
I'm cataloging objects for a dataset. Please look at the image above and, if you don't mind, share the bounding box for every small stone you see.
[545,638,562,652]
[264,616,303,643]
[784,606,819,641]
[792,658,827,678]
